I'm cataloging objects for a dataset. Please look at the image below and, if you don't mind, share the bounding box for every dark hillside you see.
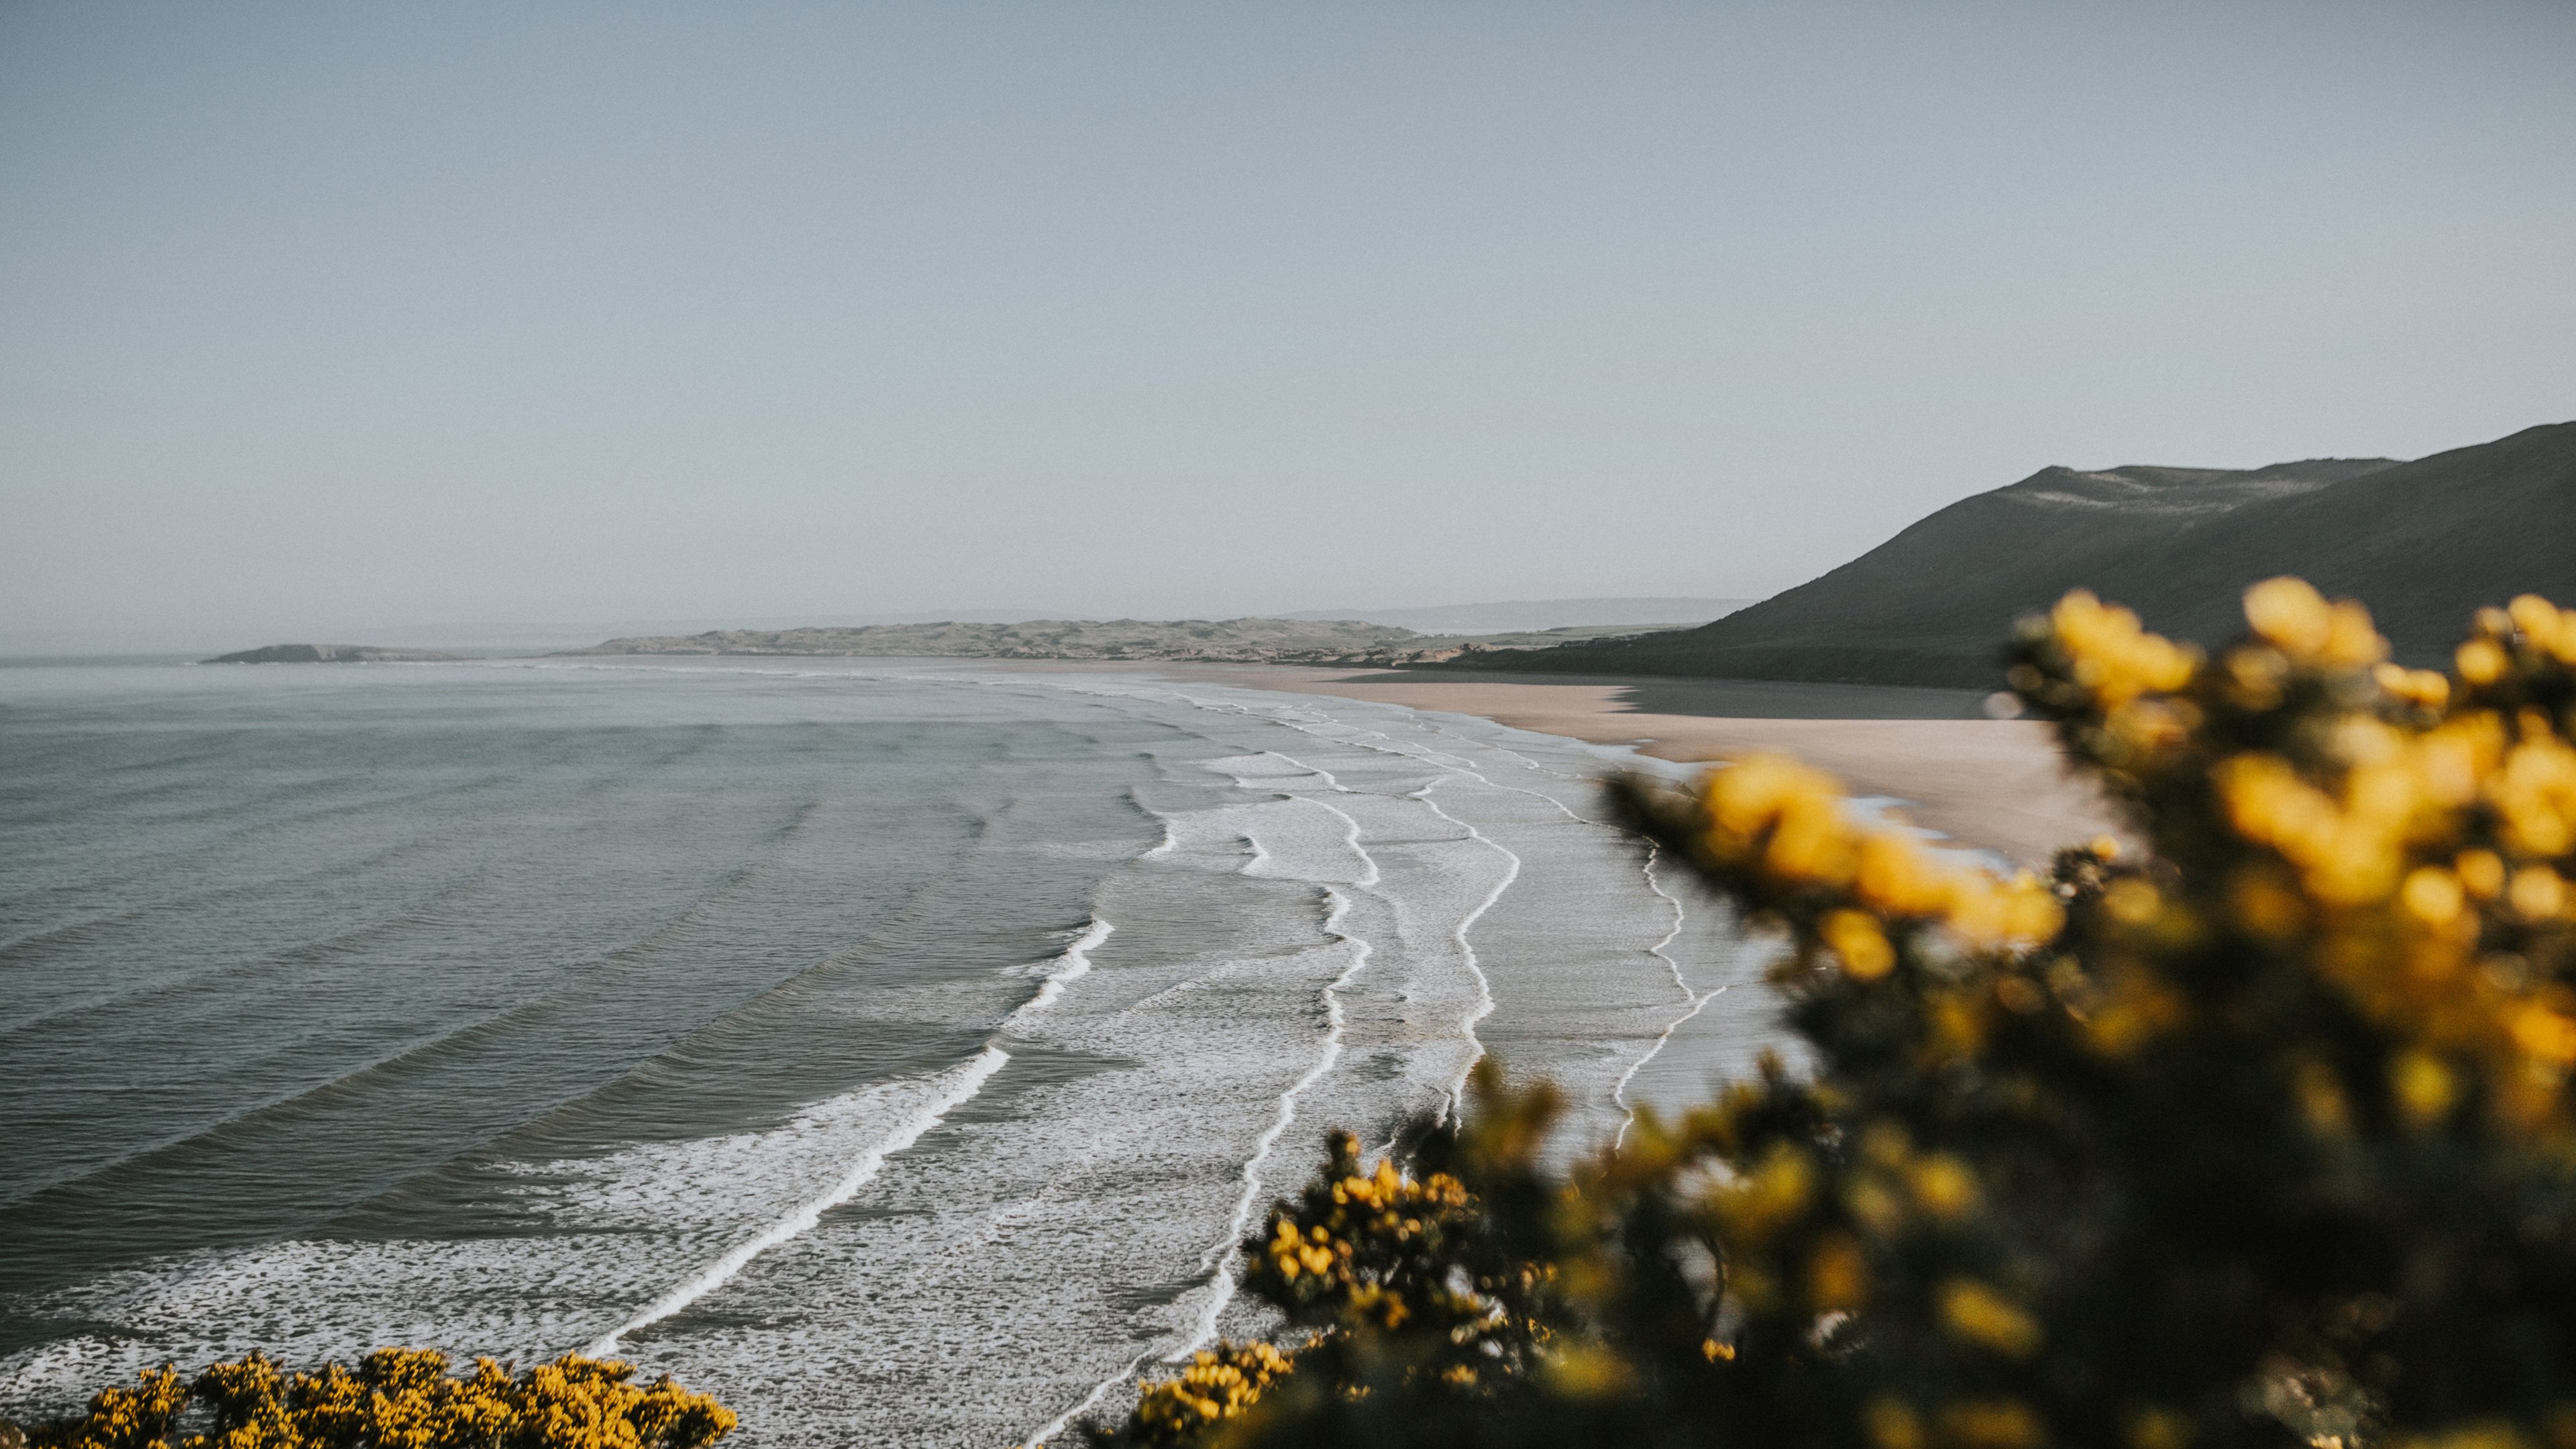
[1481,421,2573,687]
[2076,422,2576,667]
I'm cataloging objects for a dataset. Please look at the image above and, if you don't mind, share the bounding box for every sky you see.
[3,1,2572,647]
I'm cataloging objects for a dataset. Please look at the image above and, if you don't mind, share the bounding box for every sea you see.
[0,657,1786,1446]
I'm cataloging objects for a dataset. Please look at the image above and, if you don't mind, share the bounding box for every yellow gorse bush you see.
[20,1351,733,1449]
[1089,580,2576,1449]
[1688,750,2065,957]
[1116,1344,1295,1448]
[2020,580,2576,1132]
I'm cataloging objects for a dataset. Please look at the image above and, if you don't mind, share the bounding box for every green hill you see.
[1473,420,2576,688]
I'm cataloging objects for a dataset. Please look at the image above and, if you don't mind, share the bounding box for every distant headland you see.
[203,643,473,664]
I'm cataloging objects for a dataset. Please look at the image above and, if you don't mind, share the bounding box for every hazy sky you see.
[4,2,2572,645]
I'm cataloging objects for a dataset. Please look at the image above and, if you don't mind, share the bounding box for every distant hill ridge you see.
[204,643,470,664]
[556,616,1672,665]
[1470,420,2576,688]
[1283,596,1752,633]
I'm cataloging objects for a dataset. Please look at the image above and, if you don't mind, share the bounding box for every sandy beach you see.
[1111,664,2126,869]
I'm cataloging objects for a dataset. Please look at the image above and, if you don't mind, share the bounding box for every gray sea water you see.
[0,658,1783,1445]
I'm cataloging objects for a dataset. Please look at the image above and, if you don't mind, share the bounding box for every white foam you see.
[584,1045,1010,1356]
[1015,918,1114,1016]
[1613,845,1725,1149]
[1403,778,1517,1111]
[1164,687,1743,1145]
[1144,792,1371,889]
[572,918,1116,1358]
[1179,836,1373,1344]
[1026,901,1373,1448]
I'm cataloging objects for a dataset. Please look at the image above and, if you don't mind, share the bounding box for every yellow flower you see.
[1937,1279,2042,1358]
[1712,1141,1814,1245]
[2129,1405,2198,1449]
[2392,1051,2461,1126]
[1939,1398,2047,1449]
[1824,910,1897,980]
[1907,1155,1979,1219]
[2457,849,2508,899]
[2245,576,2333,656]
[1867,1398,1928,1449]
[2233,578,2390,670]
[1808,1232,1870,1310]
[2511,866,2568,921]
[2402,867,2465,926]
[2053,590,2198,705]
[2509,593,2572,655]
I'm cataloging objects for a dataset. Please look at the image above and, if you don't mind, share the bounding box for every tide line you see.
[1613,845,1725,1149]
[1024,1344,1163,1449]
[1407,777,1518,1114]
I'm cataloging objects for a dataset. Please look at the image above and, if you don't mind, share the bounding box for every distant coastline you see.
[202,643,472,664]
[189,618,1707,669]
[543,618,1695,667]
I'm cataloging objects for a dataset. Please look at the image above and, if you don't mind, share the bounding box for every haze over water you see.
[0,659,1779,1445]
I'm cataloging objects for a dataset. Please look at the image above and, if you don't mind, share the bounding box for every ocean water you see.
[0,658,1785,1445]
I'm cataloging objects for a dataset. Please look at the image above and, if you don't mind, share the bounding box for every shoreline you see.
[975,659,2124,869]
[465,650,2119,870]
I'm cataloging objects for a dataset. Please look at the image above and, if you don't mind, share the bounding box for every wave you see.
[1181,791,1378,1336]
[1026,808,1379,1446]
[584,1046,1012,1356]
[584,908,1115,1356]
[1611,843,1725,1149]
[1155,688,1731,1122]
[1015,918,1114,1016]
[1401,777,1517,1114]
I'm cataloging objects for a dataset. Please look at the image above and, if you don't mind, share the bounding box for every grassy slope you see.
[1474,421,2575,688]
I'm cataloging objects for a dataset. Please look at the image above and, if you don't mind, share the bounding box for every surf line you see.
[1101,688,1524,1118]
[1185,716,1515,1120]
[1024,916,1114,1012]
[1137,794,1179,859]
[1009,679,1719,1140]
[1179,785,1380,1336]
[1611,845,1725,1148]
[1077,682,1711,1128]
[1226,700,1727,1138]
[584,919,1112,1358]
[1406,777,1518,1114]
[1029,798,1381,1447]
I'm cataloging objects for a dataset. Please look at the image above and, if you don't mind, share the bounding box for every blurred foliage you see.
[13,1350,733,1449]
[1086,579,2576,1449]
